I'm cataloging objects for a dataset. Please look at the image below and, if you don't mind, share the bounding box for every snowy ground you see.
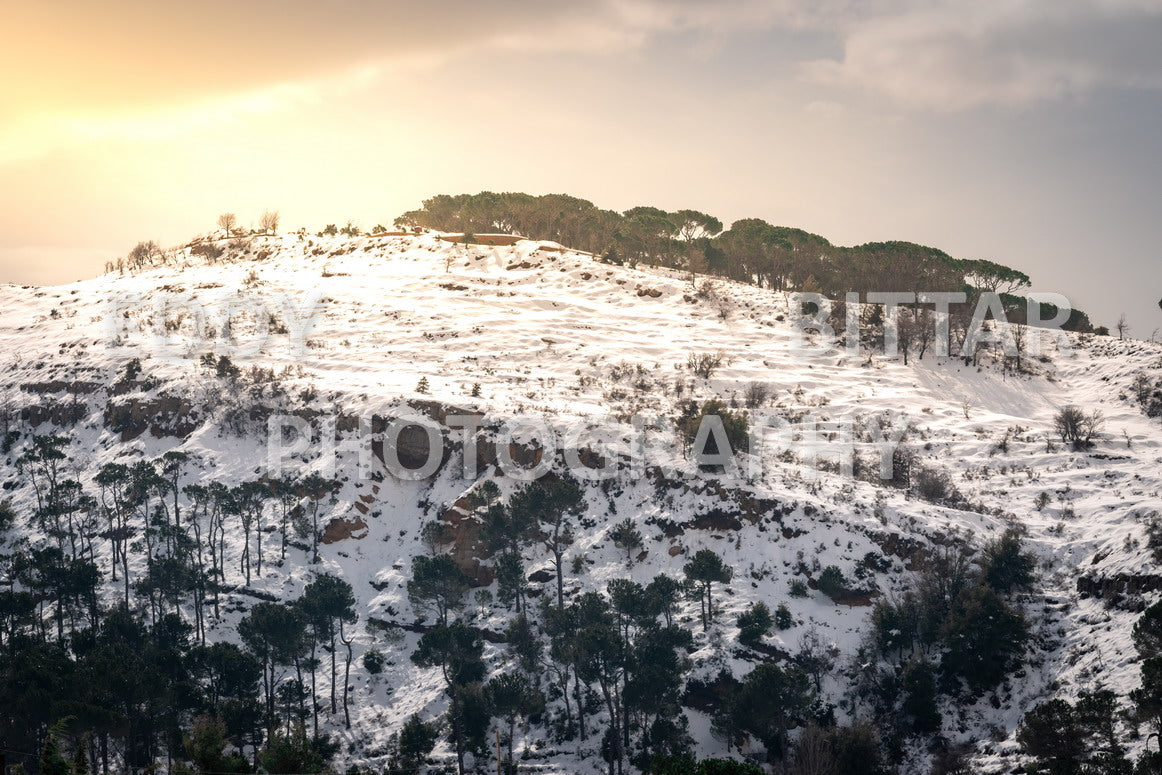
[1,231,1160,772]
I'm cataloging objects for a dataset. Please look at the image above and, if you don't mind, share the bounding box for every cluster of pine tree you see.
[1017,599,1162,774]
[853,528,1035,762]
[1,432,353,774]
[393,192,1095,333]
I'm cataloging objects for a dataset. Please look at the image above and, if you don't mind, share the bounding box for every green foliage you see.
[982,527,1036,594]
[503,613,542,674]
[774,603,794,630]
[939,584,1027,695]
[676,400,749,458]
[407,554,471,624]
[1132,600,1162,658]
[901,659,941,734]
[390,714,438,775]
[1018,699,1086,775]
[259,724,329,774]
[713,663,814,760]
[684,550,733,628]
[1132,601,1162,738]
[39,720,72,775]
[789,579,809,598]
[362,648,386,675]
[183,714,249,775]
[649,755,763,775]
[411,623,486,688]
[494,551,526,611]
[0,499,15,532]
[737,602,772,647]
[395,191,1100,334]
[817,566,846,599]
[610,517,643,561]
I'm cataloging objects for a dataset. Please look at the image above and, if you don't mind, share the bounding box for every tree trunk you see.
[330,627,338,714]
[341,620,353,729]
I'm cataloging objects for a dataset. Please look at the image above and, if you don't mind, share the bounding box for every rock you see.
[321,515,368,544]
[528,568,555,584]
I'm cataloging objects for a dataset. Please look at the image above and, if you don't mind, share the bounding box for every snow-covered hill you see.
[2,230,1160,773]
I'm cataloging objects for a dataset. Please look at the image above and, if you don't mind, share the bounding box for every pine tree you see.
[683,550,732,629]
[38,722,71,775]
[737,602,772,647]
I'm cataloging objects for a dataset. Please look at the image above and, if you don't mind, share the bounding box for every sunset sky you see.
[3,0,1161,332]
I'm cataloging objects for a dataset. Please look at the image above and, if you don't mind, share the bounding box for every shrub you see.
[901,659,941,734]
[362,649,386,675]
[939,584,1027,695]
[789,579,809,598]
[1053,405,1104,449]
[912,466,958,504]
[774,604,794,630]
[687,351,726,379]
[737,602,773,647]
[676,400,749,457]
[190,241,224,261]
[742,382,771,409]
[817,566,846,599]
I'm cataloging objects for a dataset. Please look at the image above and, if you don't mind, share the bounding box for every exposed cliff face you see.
[0,231,1160,773]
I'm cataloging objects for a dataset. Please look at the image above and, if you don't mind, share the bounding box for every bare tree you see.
[789,723,838,775]
[217,213,238,236]
[687,351,726,379]
[258,210,280,234]
[1010,322,1027,372]
[796,625,839,692]
[743,381,771,408]
[687,245,708,288]
[1116,314,1130,340]
[128,241,161,270]
[1054,406,1104,449]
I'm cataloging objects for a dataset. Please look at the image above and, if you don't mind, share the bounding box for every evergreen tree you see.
[900,658,941,734]
[737,602,772,647]
[39,721,72,775]
[407,554,471,625]
[486,672,543,773]
[939,584,1027,695]
[411,623,486,775]
[683,550,732,629]
[981,527,1035,595]
[1017,699,1084,775]
[391,714,438,775]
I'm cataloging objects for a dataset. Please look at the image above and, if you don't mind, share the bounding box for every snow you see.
[1,230,1160,772]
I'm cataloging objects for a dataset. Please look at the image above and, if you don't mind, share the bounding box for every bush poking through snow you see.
[1053,405,1104,449]
[737,601,773,647]
[687,351,726,379]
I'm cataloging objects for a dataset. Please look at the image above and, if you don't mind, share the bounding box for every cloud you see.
[804,0,1162,110]
[7,0,1162,141]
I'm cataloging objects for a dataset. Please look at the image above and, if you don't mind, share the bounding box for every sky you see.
[3,0,1161,334]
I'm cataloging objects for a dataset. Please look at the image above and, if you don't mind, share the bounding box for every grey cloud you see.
[805,1,1162,109]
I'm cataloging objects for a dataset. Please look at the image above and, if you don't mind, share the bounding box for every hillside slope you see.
[1,231,1160,774]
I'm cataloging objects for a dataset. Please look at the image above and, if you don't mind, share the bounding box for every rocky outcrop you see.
[436,493,494,586]
[1077,573,1162,604]
[322,515,368,544]
[105,395,203,441]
